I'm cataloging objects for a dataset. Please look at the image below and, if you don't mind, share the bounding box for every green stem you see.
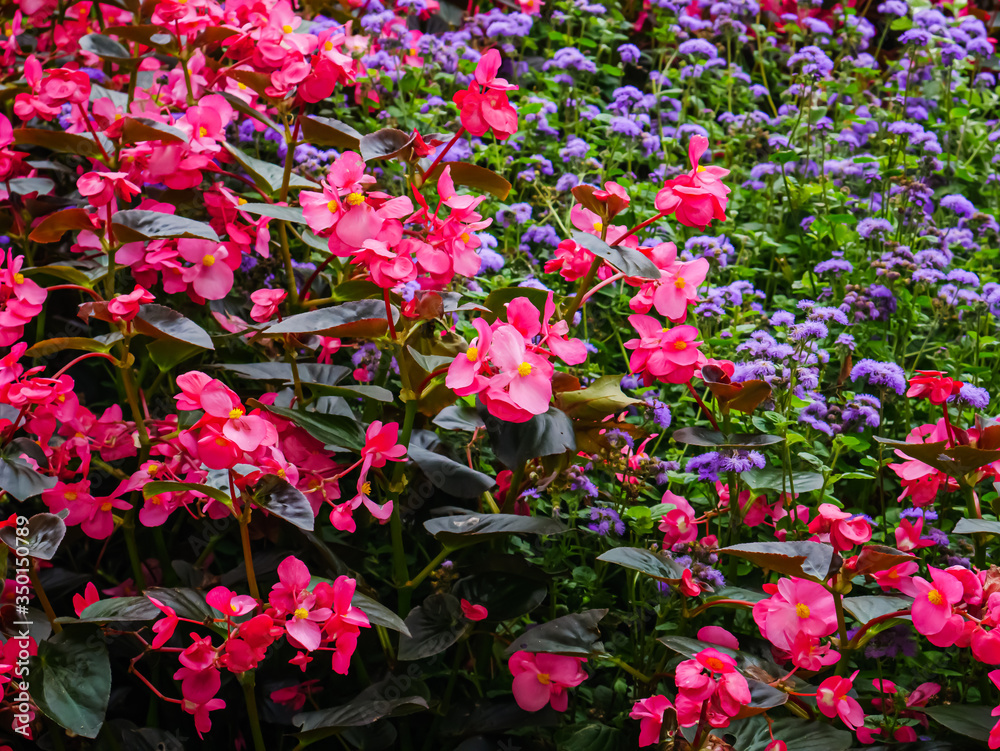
[240,671,267,751]
[240,502,260,601]
[405,548,452,589]
[122,508,147,591]
[30,563,61,633]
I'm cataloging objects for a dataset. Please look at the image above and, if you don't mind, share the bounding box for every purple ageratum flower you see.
[618,43,641,64]
[836,333,856,351]
[555,174,580,191]
[940,194,976,218]
[902,506,938,522]
[686,452,725,482]
[477,247,505,273]
[950,383,990,410]
[878,0,908,15]
[809,306,850,325]
[850,359,907,395]
[788,45,834,78]
[789,321,829,341]
[643,394,672,428]
[815,257,853,276]
[801,216,816,231]
[842,394,881,432]
[947,269,980,286]
[858,217,893,239]
[770,311,796,327]
[677,39,718,58]
[605,428,634,450]
[559,137,590,160]
[588,506,626,536]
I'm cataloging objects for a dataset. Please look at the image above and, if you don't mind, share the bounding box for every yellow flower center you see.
[927,589,944,606]
[460,232,471,243]
[466,346,479,362]
[198,127,208,138]
[592,221,603,233]
[696,165,706,173]
[150,495,162,505]
[294,607,309,619]
[229,408,245,419]
[361,481,371,495]
[202,254,216,267]
[537,672,551,685]
[238,197,247,205]
[674,277,687,289]
[12,273,24,285]
[146,463,159,476]
[65,491,77,501]
[517,361,533,377]
[282,24,294,33]
[230,602,239,612]
[215,437,229,447]
[277,468,286,478]
[673,341,687,350]
[796,603,811,618]
[237,82,247,90]
[324,40,334,51]
[327,199,339,212]
[704,657,726,672]
[100,501,113,512]
[345,192,366,206]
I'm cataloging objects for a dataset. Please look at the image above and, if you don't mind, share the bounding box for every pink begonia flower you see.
[807,503,872,551]
[147,595,178,649]
[108,285,154,322]
[73,582,99,617]
[894,516,936,552]
[178,240,237,300]
[249,288,286,323]
[752,577,837,651]
[351,238,417,288]
[658,490,698,547]
[630,695,672,747]
[674,648,751,728]
[453,50,519,140]
[269,556,331,652]
[540,292,588,365]
[624,315,704,384]
[766,741,788,751]
[697,626,739,651]
[873,560,919,591]
[174,665,225,737]
[481,324,554,422]
[816,672,865,731]
[790,631,840,671]
[654,135,730,230]
[77,171,141,207]
[446,318,493,396]
[317,575,370,675]
[508,651,587,712]
[206,586,258,618]
[460,599,488,621]
[331,421,409,531]
[898,566,964,637]
[988,670,1000,749]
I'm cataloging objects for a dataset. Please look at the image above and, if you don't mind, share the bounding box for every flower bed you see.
[1,0,999,748]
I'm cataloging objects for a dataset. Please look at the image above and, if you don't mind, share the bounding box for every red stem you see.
[52,352,120,379]
[686,382,720,431]
[942,403,956,447]
[384,288,397,341]
[298,251,337,301]
[610,210,668,247]
[46,284,104,301]
[421,128,467,180]
[847,609,911,649]
[77,103,112,164]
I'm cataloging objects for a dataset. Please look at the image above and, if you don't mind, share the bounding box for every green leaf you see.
[352,592,410,636]
[247,399,365,451]
[112,210,219,243]
[25,337,116,359]
[741,467,824,492]
[263,300,390,339]
[359,128,414,162]
[432,404,484,432]
[223,142,315,194]
[218,362,350,387]
[8,177,54,195]
[725,716,853,751]
[146,338,203,371]
[74,596,158,623]
[143,481,232,507]
[407,445,495,498]
[135,304,214,350]
[555,375,641,420]
[672,427,784,449]
[479,404,576,468]
[405,345,453,373]
[293,676,428,743]
[0,512,66,560]
[571,230,660,279]
[596,547,684,581]
[300,116,362,150]
[841,595,910,625]
[28,208,96,244]
[954,518,1000,536]
[424,161,512,200]
[121,117,187,144]
[397,593,468,660]
[237,203,307,223]
[504,609,606,656]
[452,573,547,622]
[423,513,567,548]
[923,704,995,743]
[718,541,837,582]
[251,474,315,531]
[554,723,621,751]
[0,438,58,500]
[14,128,112,159]
[32,627,112,739]
[79,33,133,61]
